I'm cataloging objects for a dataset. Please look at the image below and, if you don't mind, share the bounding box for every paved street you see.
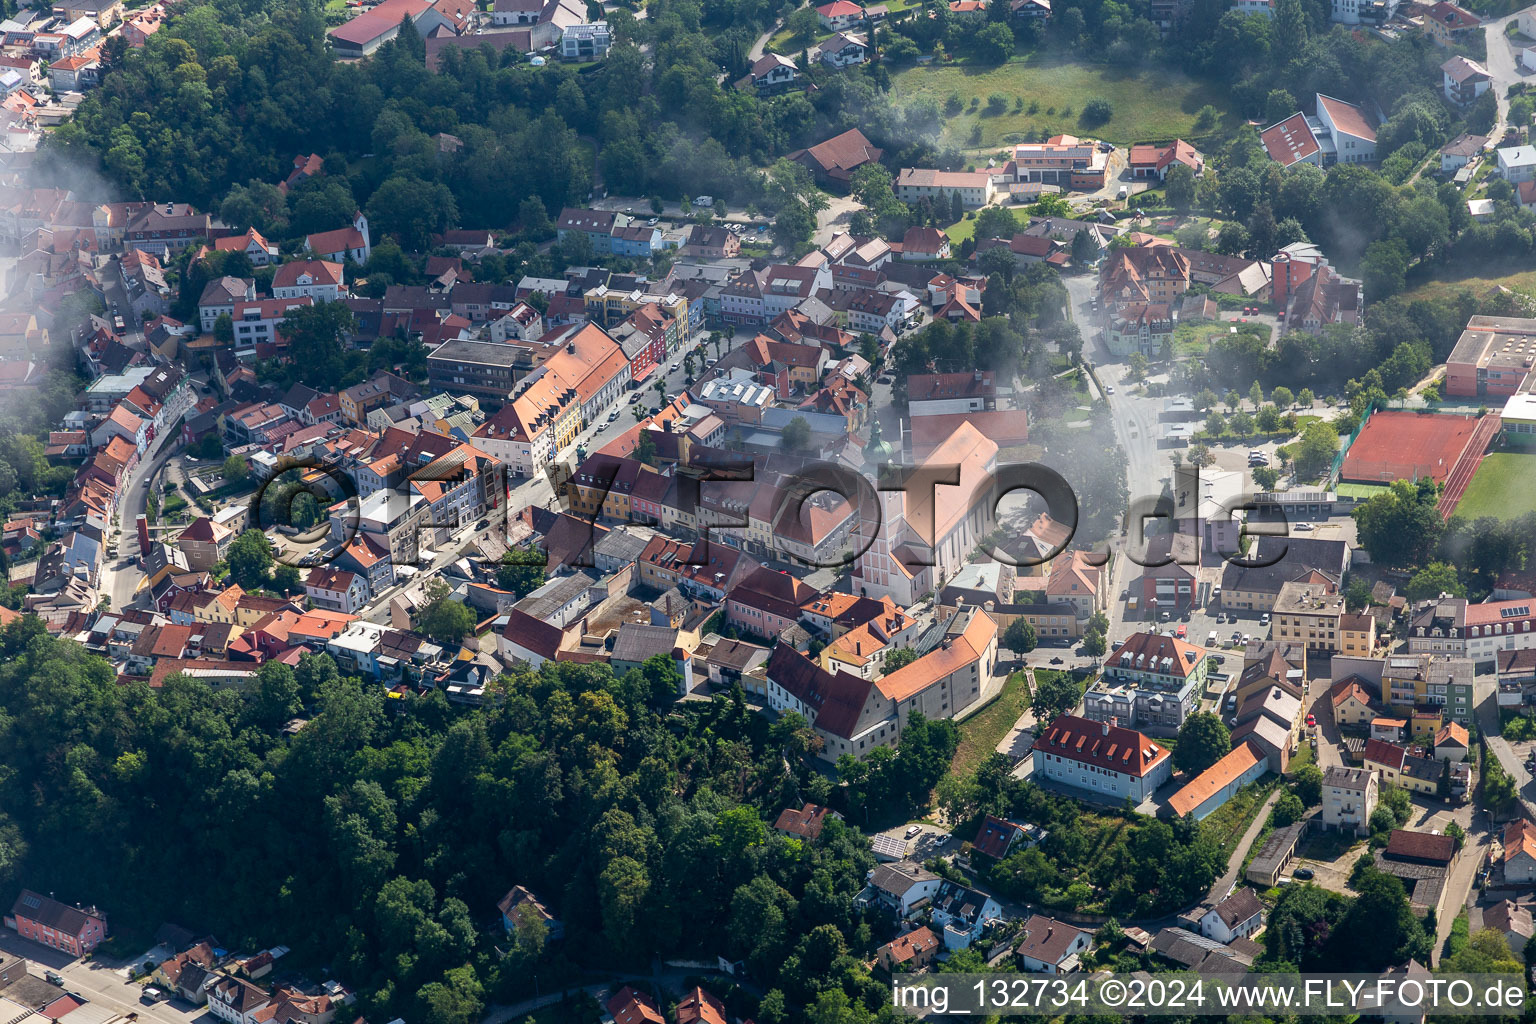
[1483,5,1536,145]
[100,426,183,612]
[0,933,210,1024]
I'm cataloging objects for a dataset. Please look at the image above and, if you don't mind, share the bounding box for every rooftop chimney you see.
[1101,719,1110,736]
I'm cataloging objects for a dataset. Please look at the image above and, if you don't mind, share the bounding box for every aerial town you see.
[2,0,1536,1019]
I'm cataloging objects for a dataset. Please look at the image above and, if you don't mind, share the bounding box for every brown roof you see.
[773,802,832,840]
[1316,94,1375,142]
[1015,914,1088,964]
[880,926,940,964]
[1363,738,1407,772]
[1209,886,1263,928]
[9,891,104,935]
[1035,714,1169,779]
[1384,828,1456,865]
[676,988,728,1024]
[791,128,884,180]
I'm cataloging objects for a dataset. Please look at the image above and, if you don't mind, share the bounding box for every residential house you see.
[213,227,277,266]
[860,861,943,917]
[1015,915,1092,974]
[1440,133,1487,173]
[198,276,256,332]
[498,885,562,940]
[1030,714,1173,802]
[1442,56,1491,107]
[1322,765,1378,835]
[817,31,867,67]
[1424,1,1479,46]
[1199,888,1264,944]
[1084,631,1208,734]
[738,52,798,94]
[900,226,951,261]
[774,802,835,841]
[1128,139,1204,180]
[124,202,210,256]
[1272,579,1346,653]
[272,259,344,301]
[607,987,665,1024]
[971,814,1047,859]
[895,168,997,208]
[305,566,369,614]
[177,516,233,572]
[789,128,884,186]
[815,0,864,30]
[1505,820,1536,885]
[1482,900,1534,956]
[559,20,610,58]
[876,927,941,973]
[929,880,1003,949]
[9,891,108,955]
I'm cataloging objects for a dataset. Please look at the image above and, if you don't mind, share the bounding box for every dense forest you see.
[0,618,958,1024]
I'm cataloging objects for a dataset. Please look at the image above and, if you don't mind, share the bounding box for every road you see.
[100,427,182,612]
[1062,273,1168,511]
[0,933,209,1024]
[1482,6,1534,146]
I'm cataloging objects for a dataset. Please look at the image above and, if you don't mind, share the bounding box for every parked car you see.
[1305,714,1316,727]
[904,825,922,839]
[142,988,167,1005]
[1295,522,1314,531]
[1292,867,1315,880]
[44,972,63,987]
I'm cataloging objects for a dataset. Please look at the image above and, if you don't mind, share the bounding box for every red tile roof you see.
[1035,714,1169,779]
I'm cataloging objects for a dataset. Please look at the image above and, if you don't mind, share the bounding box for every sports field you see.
[1340,410,1482,485]
[1454,452,1536,520]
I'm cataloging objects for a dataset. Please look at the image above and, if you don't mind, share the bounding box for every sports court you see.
[1339,410,1484,485]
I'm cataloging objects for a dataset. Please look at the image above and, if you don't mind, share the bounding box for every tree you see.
[1343,576,1373,612]
[974,21,1013,63]
[1272,790,1306,826]
[1080,628,1106,658]
[1070,228,1098,265]
[1291,762,1324,805]
[280,301,355,391]
[1173,712,1230,776]
[226,529,274,590]
[1030,671,1080,724]
[417,581,476,645]
[272,564,303,595]
[781,416,813,451]
[1080,98,1112,128]
[1252,466,1279,490]
[1292,419,1339,480]
[496,548,546,598]
[1164,164,1196,212]
[1361,238,1409,301]
[1272,386,1295,409]
[1353,480,1442,567]
[1404,561,1463,601]
[222,454,250,484]
[1002,616,1037,653]
[787,5,818,44]
[1127,352,1149,381]
[882,647,918,675]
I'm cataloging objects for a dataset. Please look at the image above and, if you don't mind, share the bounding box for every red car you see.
[1305,714,1316,727]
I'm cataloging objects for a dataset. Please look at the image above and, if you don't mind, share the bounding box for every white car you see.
[1106,385,1115,394]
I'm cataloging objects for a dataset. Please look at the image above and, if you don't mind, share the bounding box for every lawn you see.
[944,213,978,244]
[890,57,1234,149]
[1201,777,1279,856]
[1400,269,1536,305]
[1454,452,1536,520]
[947,669,1035,785]
[1336,481,1389,500]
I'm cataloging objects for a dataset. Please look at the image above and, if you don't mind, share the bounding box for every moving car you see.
[1106,385,1115,394]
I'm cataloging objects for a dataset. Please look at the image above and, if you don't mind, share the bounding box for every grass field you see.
[1336,481,1388,500]
[1454,452,1536,520]
[1400,269,1536,305]
[944,213,979,244]
[891,58,1233,149]
[947,669,1034,785]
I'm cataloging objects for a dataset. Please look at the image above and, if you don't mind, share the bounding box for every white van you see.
[1207,631,1218,646]
[1116,185,1129,200]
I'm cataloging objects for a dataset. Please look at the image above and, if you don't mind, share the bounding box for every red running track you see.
[1437,414,1501,520]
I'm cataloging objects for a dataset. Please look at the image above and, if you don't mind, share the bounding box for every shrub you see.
[1081,97,1112,126]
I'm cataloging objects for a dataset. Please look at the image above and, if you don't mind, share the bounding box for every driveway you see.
[1482,6,1536,145]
